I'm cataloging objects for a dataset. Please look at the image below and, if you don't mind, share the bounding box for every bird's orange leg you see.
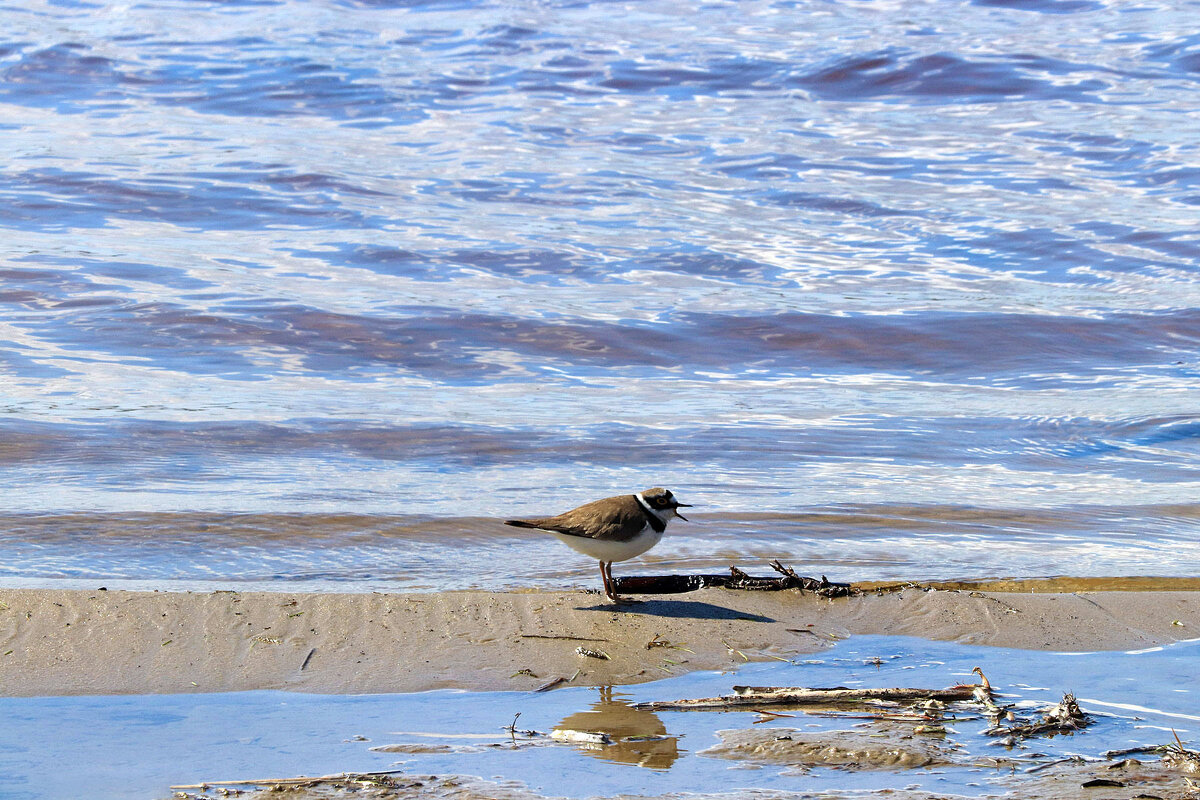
[602,561,639,604]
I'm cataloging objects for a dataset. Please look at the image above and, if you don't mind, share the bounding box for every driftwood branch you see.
[634,683,980,711]
[614,563,854,597]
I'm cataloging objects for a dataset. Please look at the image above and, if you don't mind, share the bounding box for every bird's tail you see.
[503,519,540,528]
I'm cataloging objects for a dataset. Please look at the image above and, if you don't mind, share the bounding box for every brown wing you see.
[504,495,646,542]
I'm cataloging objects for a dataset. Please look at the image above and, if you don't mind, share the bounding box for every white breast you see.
[550,525,663,563]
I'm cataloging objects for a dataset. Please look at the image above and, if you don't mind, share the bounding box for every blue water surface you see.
[1,0,1199,584]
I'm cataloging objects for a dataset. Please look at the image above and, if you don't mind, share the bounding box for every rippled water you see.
[1,636,1196,800]
[3,0,1200,587]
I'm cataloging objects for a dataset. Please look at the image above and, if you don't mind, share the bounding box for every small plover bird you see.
[504,487,692,603]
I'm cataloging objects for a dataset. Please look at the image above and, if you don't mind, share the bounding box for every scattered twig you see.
[497,712,543,742]
[300,648,316,671]
[722,640,749,662]
[1024,755,1091,774]
[534,676,567,692]
[768,560,800,579]
[1103,744,1167,759]
[533,668,581,693]
[801,710,948,722]
[750,708,796,724]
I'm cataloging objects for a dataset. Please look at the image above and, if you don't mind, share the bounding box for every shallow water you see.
[3,508,1200,592]
[3,0,1200,587]
[1,635,1196,800]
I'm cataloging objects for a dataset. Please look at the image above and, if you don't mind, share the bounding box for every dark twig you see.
[613,564,855,597]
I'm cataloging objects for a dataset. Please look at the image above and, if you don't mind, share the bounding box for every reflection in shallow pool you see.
[0,635,1195,800]
[552,688,681,771]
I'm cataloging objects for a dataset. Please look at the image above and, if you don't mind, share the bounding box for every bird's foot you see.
[608,594,642,605]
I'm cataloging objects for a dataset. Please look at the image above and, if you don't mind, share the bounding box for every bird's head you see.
[640,487,692,522]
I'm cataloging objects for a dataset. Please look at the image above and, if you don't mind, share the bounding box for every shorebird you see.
[504,487,691,603]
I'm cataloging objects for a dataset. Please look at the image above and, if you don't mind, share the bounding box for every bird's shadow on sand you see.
[577,599,775,623]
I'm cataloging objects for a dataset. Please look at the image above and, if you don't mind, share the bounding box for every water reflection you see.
[553,689,680,770]
[1,636,1196,800]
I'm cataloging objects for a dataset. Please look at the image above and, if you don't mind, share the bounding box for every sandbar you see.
[1,580,1197,697]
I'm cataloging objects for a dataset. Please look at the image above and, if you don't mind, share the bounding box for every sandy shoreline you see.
[2,581,1197,697]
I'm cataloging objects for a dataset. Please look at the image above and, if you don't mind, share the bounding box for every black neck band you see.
[636,495,667,533]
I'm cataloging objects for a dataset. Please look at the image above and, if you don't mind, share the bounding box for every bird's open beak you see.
[672,502,692,521]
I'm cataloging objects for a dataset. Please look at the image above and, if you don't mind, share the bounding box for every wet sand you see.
[212,759,1200,800]
[175,725,1200,800]
[2,581,1198,696]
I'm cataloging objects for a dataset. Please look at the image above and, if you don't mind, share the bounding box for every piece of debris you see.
[1161,731,1200,774]
[985,693,1089,740]
[575,646,610,660]
[170,770,407,790]
[645,634,692,652]
[550,729,612,746]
